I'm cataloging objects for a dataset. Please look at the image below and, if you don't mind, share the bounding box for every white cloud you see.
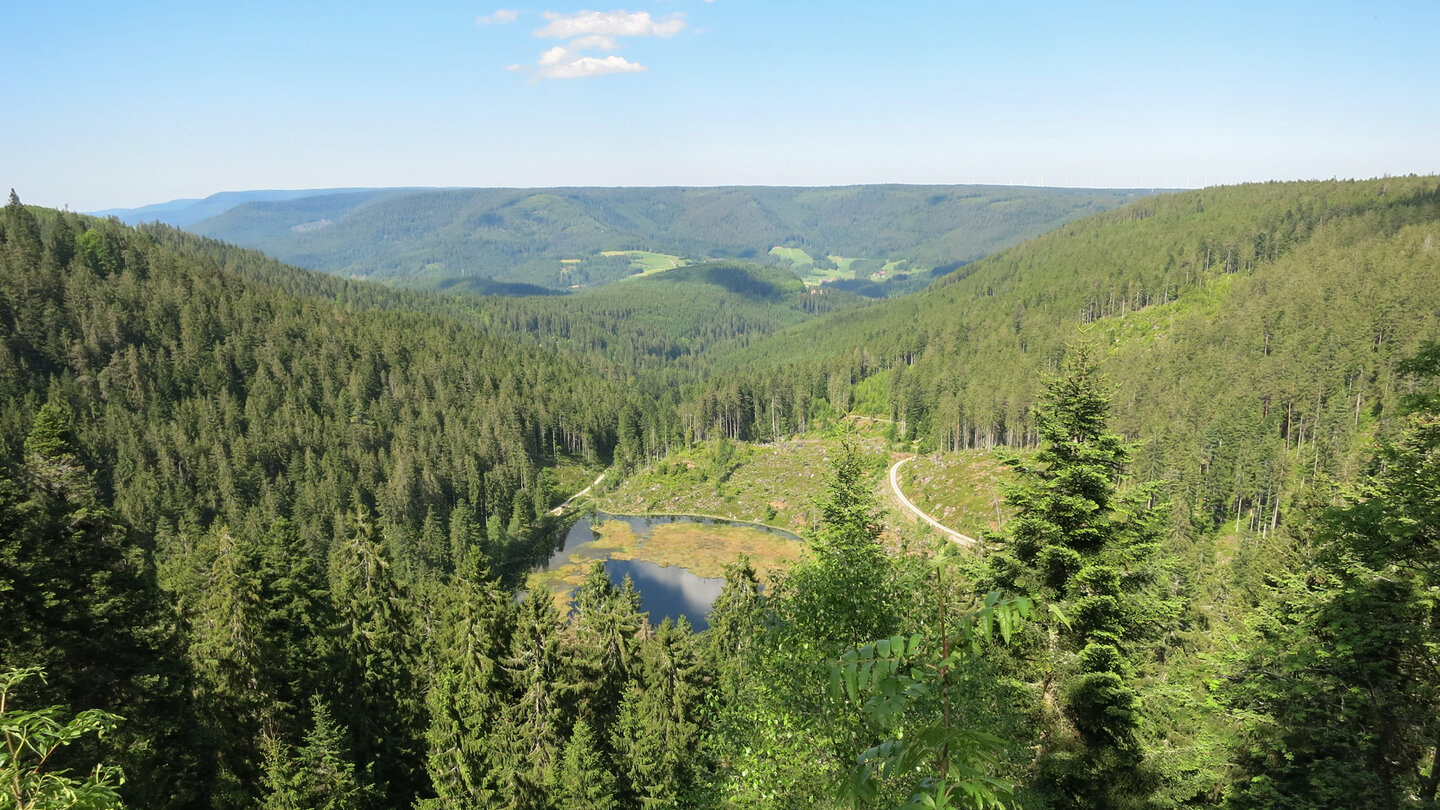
[539,54,647,79]
[534,10,685,39]
[509,8,683,81]
[476,9,519,25]
[569,34,619,51]
[504,63,524,72]
[538,45,571,66]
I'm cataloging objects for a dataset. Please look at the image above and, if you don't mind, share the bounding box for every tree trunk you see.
[1424,725,1440,802]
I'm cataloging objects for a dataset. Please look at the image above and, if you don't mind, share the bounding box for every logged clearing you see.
[597,435,890,533]
[897,450,1015,537]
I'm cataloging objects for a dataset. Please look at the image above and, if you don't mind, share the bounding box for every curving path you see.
[888,457,978,546]
[549,471,607,516]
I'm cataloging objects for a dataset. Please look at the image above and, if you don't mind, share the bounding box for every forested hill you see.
[0,198,644,803]
[0,201,641,544]
[90,188,425,229]
[182,184,1157,290]
[693,175,1440,527]
[459,261,868,384]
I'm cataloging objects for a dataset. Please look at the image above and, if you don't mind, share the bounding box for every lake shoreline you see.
[526,511,809,628]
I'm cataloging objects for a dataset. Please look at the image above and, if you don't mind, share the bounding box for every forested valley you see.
[104,184,1156,293]
[4,176,1440,809]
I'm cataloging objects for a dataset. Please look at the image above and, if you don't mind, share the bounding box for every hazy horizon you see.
[8,1,1438,212]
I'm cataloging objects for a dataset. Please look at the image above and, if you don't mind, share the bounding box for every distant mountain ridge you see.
[105,185,1163,292]
[90,187,432,228]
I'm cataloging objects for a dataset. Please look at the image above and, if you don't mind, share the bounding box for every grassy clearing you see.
[768,246,814,267]
[602,250,689,278]
[1093,273,1235,349]
[546,455,606,507]
[880,259,925,277]
[597,434,891,534]
[898,450,1016,537]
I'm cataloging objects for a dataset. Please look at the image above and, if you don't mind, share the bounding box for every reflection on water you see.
[549,515,606,562]
[537,512,796,630]
[605,558,724,631]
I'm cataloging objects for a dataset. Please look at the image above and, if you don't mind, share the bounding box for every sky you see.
[5,1,1438,212]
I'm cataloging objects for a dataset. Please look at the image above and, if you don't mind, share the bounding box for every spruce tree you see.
[176,526,270,808]
[786,440,894,651]
[252,517,339,739]
[552,719,618,810]
[332,505,425,808]
[704,556,763,688]
[3,190,42,271]
[612,618,705,807]
[260,697,369,810]
[421,557,513,808]
[979,346,1164,808]
[572,562,643,739]
[493,590,578,809]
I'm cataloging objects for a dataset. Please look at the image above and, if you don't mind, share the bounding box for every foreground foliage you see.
[0,668,124,810]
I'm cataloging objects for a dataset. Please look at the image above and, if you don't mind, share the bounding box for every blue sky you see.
[5,1,1438,211]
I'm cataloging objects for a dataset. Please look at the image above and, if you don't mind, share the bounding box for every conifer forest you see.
[4,174,1440,810]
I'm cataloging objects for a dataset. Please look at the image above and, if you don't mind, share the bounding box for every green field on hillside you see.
[603,249,690,278]
[183,184,1153,290]
[598,435,891,534]
[767,246,814,267]
[768,246,932,287]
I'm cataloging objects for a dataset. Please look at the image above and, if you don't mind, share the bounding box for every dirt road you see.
[887,457,978,546]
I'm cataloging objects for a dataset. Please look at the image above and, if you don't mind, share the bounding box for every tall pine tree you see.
[978,346,1165,808]
[260,697,370,810]
[420,557,513,809]
[332,505,425,808]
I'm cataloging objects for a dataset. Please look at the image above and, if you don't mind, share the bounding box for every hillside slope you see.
[188,184,1158,290]
[694,177,1440,533]
[0,203,638,558]
[460,261,866,383]
[91,187,423,228]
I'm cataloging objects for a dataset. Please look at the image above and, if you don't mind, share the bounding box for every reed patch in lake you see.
[525,513,807,620]
[597,519,805,580]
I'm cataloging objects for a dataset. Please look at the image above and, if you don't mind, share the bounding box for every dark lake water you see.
[540,512,799,631]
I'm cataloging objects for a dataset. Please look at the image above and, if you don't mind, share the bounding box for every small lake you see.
[533,512,803,631]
